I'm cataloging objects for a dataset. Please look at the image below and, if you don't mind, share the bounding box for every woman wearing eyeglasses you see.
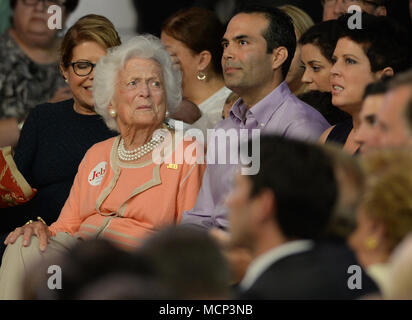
[0,0,79,148]
[0,14,119,247]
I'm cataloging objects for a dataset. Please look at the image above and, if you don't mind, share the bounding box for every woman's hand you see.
[4,221,51,252]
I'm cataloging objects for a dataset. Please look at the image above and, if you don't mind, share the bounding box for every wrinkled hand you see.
[4,221,51,252]
[48,86,72,103]
[209,228,253,285]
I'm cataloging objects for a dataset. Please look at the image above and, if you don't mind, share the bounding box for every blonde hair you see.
[279,5,314,40]
[60,14,121,69]
[279,5,314,96]
[360,149,412,252]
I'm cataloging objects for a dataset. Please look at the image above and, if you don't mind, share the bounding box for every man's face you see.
[226,173,258,249]
[354,94,385,153]
[221,13,277,104]
[376,86,412,148]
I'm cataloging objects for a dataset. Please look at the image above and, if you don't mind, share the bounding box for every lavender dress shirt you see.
[180,82,330,230]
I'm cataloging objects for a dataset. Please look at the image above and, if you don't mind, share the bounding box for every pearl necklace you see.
[117,132,165,161]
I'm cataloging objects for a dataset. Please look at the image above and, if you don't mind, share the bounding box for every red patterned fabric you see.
[0,146,36,208]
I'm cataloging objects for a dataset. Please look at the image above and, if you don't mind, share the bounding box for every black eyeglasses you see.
[71,61,96,77]
[22,0,66,7]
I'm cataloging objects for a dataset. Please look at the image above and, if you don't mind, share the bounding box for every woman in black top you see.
[0,15,121,237]
[318,13,411,154]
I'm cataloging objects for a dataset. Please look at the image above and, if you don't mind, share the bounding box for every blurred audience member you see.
[353,81,388,153]
[320,13,411,154]
[140,226,231,299]
[221,91,239,120]
[0,14,120,244]
[132,0,194,37]
[375,69,412,148]
[350,149,412,297]
[0,0,12,33]
[227,136,376,299]
[280,5,314,96]
[410,0,412,18]
[161,7,231,136]
[0,0,79,147]
[322,144,364,241]
[387,233,412,300]
[23,239,168,299]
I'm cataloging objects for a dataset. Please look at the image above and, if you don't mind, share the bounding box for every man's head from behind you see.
[221,6,296,105]
[376,70,412,148]
[227,136,337,253]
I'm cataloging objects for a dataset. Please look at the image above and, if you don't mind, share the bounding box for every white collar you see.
[240,240,314,291]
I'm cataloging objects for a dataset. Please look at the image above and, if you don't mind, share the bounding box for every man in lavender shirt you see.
[181,5,329,230]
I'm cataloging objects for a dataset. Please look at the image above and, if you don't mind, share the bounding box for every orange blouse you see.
[49,134,206,250]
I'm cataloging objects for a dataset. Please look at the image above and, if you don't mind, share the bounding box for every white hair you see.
[93,34,182,132]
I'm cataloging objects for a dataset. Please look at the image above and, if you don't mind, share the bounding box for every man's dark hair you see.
[299,19,341,63]
[362,80,389,99]
[235,5,296,79]
[10,0,79,14]
[140,226,231,299]
[246,136,337,240]
[337,13,412,74]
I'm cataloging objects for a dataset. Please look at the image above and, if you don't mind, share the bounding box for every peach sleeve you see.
[175,140,206,222]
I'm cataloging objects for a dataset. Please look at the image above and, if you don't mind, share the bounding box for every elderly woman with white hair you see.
[0,35,206,299]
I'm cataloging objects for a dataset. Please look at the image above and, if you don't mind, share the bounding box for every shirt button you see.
[261,123,265,127]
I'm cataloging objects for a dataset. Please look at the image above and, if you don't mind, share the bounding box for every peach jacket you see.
[49,134,206,249]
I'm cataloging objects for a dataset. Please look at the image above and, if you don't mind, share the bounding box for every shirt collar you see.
[229,81,291,129]
[240,239,314,291]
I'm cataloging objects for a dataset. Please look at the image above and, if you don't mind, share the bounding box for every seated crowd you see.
[1,0,412,300]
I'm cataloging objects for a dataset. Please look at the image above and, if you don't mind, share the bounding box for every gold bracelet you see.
[25,220,33,225]
[37,216,47,225]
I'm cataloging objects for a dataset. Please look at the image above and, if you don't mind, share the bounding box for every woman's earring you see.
[197,71,207,81]
[109,109,117,118]
[364,237,378,250]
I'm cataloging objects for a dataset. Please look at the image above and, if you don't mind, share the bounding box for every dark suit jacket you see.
[239,241,379,300]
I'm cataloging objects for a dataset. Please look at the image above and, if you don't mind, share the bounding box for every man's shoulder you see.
[242,244,378,299]
[281,93,327,119]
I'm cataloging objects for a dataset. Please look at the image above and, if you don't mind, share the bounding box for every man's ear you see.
[254,188,276,223]
[376,67,394,80]
[197,50,212,72]
[271,46,288,72]
[60,63,68,82]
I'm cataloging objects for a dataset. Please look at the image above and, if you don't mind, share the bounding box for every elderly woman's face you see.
[13,0,66,47]
[111,58,167,130]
